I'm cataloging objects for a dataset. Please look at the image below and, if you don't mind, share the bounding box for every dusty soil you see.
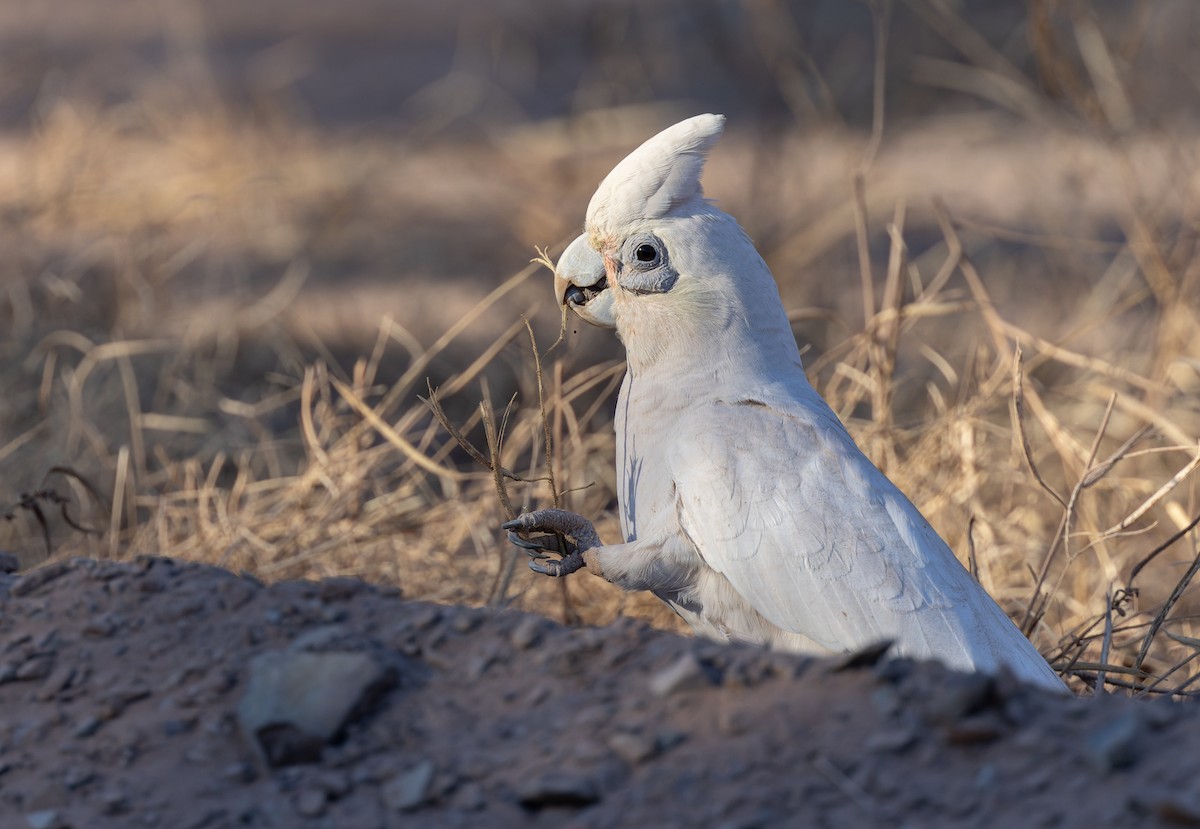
[2,558,1199,829]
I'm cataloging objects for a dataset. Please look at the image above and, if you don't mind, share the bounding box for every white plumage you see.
[507,114,1064,692]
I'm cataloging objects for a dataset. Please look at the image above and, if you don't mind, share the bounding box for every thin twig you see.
[1128,510,1200,586]
[1101,447,1200,540]
[1011,345,1067,509]
[850,0,893,328]
[1095,586,1114,695]
[522,317,576,623]
[1135,546,1200,672]
[422,381,546,485]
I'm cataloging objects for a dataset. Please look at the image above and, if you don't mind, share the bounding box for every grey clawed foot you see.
[503,509,597,578]
[503,527,584,576]
[529,548,587,577]
[505,532,574,560]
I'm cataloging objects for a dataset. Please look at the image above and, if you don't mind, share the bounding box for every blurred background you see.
[2,0,1199,690]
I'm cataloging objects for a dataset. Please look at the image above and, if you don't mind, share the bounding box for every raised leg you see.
[503,509,699,593]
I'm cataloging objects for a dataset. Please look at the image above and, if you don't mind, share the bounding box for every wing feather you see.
[670,398,1062,689]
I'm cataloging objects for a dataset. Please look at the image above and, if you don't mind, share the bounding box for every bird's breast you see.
[614,372,687,545]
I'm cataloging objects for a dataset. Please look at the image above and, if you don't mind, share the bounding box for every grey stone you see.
[220,762,257,784]
[865,727,918,753]
[237,649,393,767]
[1083,711,1141,773]
[63,764,96,790]
[649,652,717,697]
[289,625,350,653]
[100,786,131,815]
[36,664,77,701]
[15,655,54,682]
[163,717,197,736]
[381,760,435,812]
[10,560,72,597]
[315,769,352,798]
[869,686,902,718]
[73,715,103,739]
[510,616,544,650]
[24,811,65,829]
[655,728,687,753]
[294,788,327,817]
[452,781,486,812]
[450,612,479,634]
[409,606,442,631]
[607,731,658,765]
[0,551,18,573]
[516,772,601,809]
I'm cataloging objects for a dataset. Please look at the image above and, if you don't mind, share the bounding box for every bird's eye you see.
[635,244,657,263]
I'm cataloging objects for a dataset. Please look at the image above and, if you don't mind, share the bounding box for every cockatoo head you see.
[554,114,725,332]
[555,114,797,372]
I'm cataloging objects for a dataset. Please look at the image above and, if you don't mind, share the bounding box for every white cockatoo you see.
[505,115,1064,691]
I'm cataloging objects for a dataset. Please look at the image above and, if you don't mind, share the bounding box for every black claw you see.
[528,559,558,576]
[501,519,525,531]
[507,532,562,552]
[506,531,541,550]
[508,532,560,563]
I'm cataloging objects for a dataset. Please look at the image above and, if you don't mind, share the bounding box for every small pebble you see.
[63,765,96,790]
[163,718,197,737]
[865,727,917,753]
[24,811,64,829]
[295,788,327,818]
[220,762,257,784]
[516,772,600,809]
[409,607,442,631]
[650,652,717,697]
[607,732,658,764]
[83,615,118,638]
[450,613,479,634]
[10,561,72,596]
[510,617,544,650]
[16,656,55,682]
[381,760,435,812]
[453,781,486,812]
[655,728,687,753]
[1083,711,1141,773]
[316,770,352,798]
[100,786,131,815]
[73,715,103,739]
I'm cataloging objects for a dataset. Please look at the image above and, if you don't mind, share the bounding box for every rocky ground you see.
[1,557,1199,829]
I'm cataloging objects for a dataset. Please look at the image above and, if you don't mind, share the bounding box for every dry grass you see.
[3,0,1200,695]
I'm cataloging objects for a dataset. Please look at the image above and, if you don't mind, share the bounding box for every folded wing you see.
[671,398,1063,690]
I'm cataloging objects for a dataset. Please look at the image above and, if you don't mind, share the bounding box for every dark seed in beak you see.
[564,285,588,306]
[564,277,608,307]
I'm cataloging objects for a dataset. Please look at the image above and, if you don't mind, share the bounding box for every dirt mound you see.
[1,558,1197,828]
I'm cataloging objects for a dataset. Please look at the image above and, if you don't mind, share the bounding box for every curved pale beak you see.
[554,233,615,329]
